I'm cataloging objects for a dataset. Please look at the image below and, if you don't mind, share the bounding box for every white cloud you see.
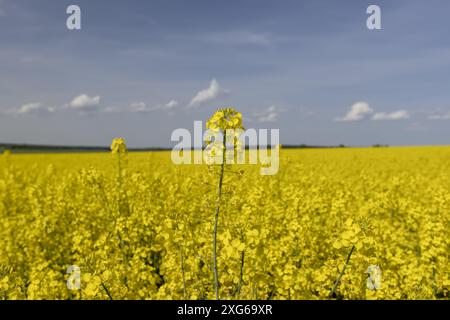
[1,95,177,117]
[250,105,283,123]
[69,94,101,112]
[3,102,55,116]
[428,111,450,120]
[372,110,410,121]
[165,99,178,109]
[335,102,374,122]
[129,102,150,113]
[188,79,229,108]
[128,99,179,113]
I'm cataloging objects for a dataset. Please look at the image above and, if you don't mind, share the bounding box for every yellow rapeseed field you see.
[0,144,449,299]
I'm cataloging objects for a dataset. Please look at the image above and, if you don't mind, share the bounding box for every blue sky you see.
[0,0,450,147]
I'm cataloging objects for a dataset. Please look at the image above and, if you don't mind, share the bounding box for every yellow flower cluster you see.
[0,146,448,300]
[206,108,244,131]
[110,138,127,155]
[204,108,245,166]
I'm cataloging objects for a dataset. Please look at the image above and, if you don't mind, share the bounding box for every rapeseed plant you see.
[205,108,244,300]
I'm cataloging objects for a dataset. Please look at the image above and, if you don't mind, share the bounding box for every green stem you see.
[236,250,245,297]
[213,130,226,300]
[179,245,187,299]
[329,245,355,299]
[101,281,114,300]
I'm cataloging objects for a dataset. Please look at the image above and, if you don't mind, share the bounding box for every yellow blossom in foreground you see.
[110,138,127,155]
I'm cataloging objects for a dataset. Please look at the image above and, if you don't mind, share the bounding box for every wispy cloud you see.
[165,100,178,109]
[126,100,179,113]
[2,102,55,116]
[188,79,229,108]
[1,94,179,117]
[249,105,284,123]
[127,102,149,113]
[372,110,410,121]
[428,111,450,120]
[336,103,413,122]
[335,102,374,122]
